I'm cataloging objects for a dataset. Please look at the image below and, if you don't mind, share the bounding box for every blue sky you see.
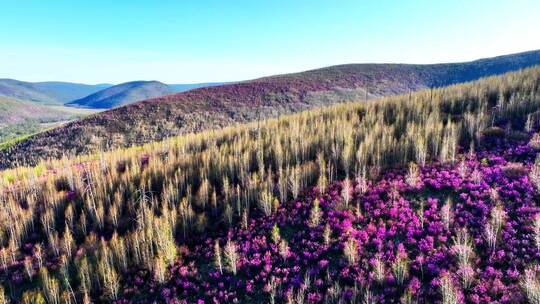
[1,0,539,84]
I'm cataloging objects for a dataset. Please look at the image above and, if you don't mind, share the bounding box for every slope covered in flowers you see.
[0,67,539,303]
[116,134,540,303]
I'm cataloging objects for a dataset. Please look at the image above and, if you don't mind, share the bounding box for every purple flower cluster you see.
[117,137,539,303]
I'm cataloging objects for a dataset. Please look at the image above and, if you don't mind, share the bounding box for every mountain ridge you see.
[66,80,174,109]
[0,78,228,107]
[0,79,112,104]
[67,81,230,108]
[32,81,113,103]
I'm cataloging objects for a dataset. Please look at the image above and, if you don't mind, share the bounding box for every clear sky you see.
[1,0,539,84]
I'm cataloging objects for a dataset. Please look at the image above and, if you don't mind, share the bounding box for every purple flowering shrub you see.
[1,67,540,303]
[112,136,539,303]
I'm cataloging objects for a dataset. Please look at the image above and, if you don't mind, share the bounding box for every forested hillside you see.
[2,50,540,169]
[0,67,539,303]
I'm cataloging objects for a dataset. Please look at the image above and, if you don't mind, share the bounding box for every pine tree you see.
[224,240,239,275]
[213,240,223,274]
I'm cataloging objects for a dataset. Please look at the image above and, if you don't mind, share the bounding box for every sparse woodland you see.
[0,67,539,302]
[4,51,540,170]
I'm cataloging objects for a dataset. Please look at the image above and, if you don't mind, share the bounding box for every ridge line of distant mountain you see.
[0,78,227,107]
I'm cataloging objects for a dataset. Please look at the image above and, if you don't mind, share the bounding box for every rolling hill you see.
[0,67,539,302]
[62,81,228,108]
[0,96,72,125]
[0,78,224,107]
[0,79,59,104]
[0,96,101,144]
[1,49,540,168]
[0,79,111,104]
[66,80,174,108]
[32,81,112,103]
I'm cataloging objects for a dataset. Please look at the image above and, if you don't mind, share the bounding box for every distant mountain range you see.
[0,78,226,108]
[0,79,111,104]
[0,78,226,146]
[32,81,113,104]
[67,81,174,108]
[67,81,228,108]
[1,49,540,168]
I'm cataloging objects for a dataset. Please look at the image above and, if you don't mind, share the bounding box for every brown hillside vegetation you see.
[1,50,540,169]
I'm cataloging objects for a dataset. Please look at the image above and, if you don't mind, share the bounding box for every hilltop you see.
[67,81,174,109]
[1,50,540,168]
[32,81,112,104]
